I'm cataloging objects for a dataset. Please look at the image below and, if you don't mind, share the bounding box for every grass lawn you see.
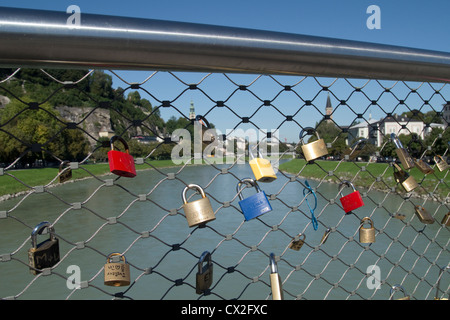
[279,159,449,200]
[0,160,177,197]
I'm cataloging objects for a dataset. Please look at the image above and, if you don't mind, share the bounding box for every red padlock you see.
[339,180,364,213]
[107,136,136,178]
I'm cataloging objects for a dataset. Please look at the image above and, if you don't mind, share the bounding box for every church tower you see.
[189,100,196,120]
[325,94,333,122]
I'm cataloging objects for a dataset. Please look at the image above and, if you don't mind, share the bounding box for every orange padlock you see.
[107,136,136,178]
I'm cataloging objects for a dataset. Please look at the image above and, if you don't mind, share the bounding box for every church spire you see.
[325,94,333,121]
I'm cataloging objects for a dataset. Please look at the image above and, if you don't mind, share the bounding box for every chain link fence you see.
[0,8,448,300]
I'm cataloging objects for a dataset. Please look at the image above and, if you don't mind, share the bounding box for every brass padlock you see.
[359,217,375,244]
[104,253,131,287]
[414,158,434,175]
[182,184,216,227]
[434,155,449,172]
[414,205,434,224]
[28,222,60,275]
[269,253,284,300]
[344,138,368,160]
[391,133,415,170]
[196,251,213,294]
[441,212,450,226]
[249,146,277,183]
[390,285,410,300]
[289,234,306,251]
[58,160,72,183]
[393,163,418,192]
[299,127,328,162]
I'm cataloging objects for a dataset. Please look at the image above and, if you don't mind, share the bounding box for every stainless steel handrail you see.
[0,7,449,82]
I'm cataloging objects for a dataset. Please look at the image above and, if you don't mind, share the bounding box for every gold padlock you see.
[414,205,434,224]
[104,253,131,287]
[391,133,415,170]
[434,155,449,172]
[299,127,328,162]
[389,285,410,300]
[182,184,216,227]
[58,160,72,183]
[441,211,450,226]
[414,158,434,175]
[269,253,284,300]
[393,163,418,192]
[359,217,375,244]
[289,234,306,251]
[248,146,277,183]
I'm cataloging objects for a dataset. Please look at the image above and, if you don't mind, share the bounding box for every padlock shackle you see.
[360,217,374,228]
[434,155,445,162]
[30,221,54,248]
[299,127,320,145]
[339,180,356,192]
[236,178,261,201]
[182,184,206,204]
[110,135,130,154]
[195,115,211,129]
[59,160,70,170]
[106,252,126,263]
[390,284,408,299]
[390,133,404,149]
[350,138,368,153]
[269,253,278,274]
[198,251,212,273]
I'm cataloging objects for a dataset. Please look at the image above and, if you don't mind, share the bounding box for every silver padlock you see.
[182,184,216,227]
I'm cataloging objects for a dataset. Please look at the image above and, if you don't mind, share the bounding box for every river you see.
[0,161,448,300]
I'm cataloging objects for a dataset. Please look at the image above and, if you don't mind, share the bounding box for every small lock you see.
[390,285,410,300]
[441,212,450,226]
[289,234,306,251]
[182,184,216,227]
[414,205,434,224]
[196,251,213,294]
[269,253,284,300]
[107,135,137,178]
[344,138,368,160]
[104,253,131,287]
[339,180,364,214]
[434,155,449,172]
[393,163,418,192]
[58,160,72,183]
[237,178,272,221]
[320,228,332,245]
[299,127,328,162]
[28,222,60,275]
[414,158,434,175]
[248,146,277,183]
[359,217,375,244]
[391,133,415,170]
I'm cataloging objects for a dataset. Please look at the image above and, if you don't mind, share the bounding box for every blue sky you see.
[1,1,449,142]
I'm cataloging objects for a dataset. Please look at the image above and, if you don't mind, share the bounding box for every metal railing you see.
[0,7,448,300]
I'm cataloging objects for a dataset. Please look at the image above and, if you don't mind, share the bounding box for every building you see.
[443,103,450,126]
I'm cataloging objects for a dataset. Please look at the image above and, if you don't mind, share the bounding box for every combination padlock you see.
[182,184,216,227]
[289,234,306,251]
[104,253,131,286]
[393,163,418,192]
[339,180,364,214]
[196,251,213,294]
[58,160,72,183]
[299,127,328,162]
[269,253,284,300]
[28,222,60,275]
[414,205,434,224]
[391,133,415,170]
[390,285,410,300]
[359,217,375,243]
[248,146,277,183]
[107,135,137,178]
[441,211,450,226]
[237,178,272,221]
[434,155,449,172]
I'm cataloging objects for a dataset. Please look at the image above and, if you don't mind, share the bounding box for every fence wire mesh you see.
[0,68,448,300]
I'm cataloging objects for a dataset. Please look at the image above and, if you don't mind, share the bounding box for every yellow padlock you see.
[248,146,277,183]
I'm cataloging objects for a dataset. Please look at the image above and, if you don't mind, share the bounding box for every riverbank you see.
[279,159,449,202]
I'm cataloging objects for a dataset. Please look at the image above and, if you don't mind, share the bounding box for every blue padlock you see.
[237,178,272,221]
